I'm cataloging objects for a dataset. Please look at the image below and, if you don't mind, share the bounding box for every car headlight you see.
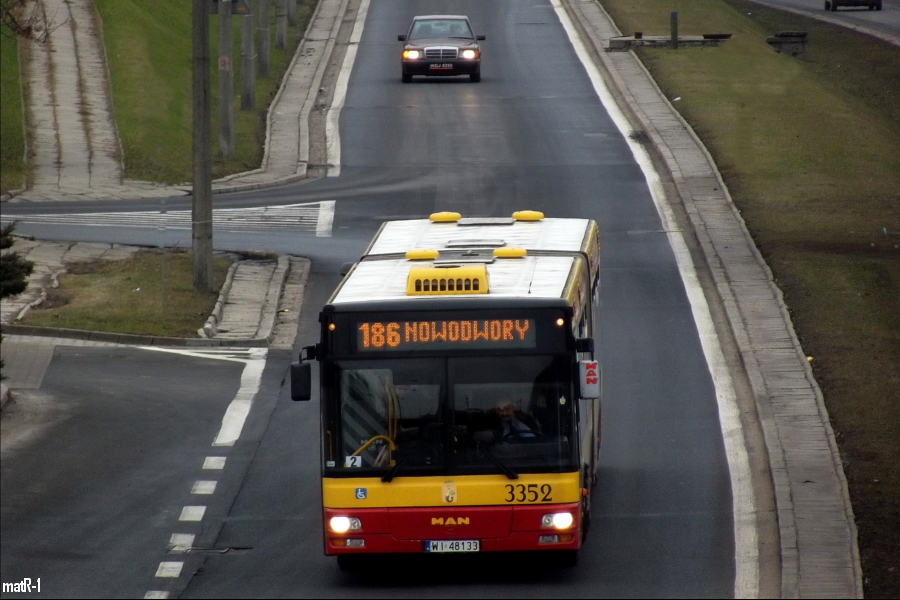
[461,49,478,59]
[403,50,420,59]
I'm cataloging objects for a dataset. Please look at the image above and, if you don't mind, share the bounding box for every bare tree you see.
[1,0,68,42]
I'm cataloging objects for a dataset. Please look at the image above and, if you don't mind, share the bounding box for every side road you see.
[0,0,860,598]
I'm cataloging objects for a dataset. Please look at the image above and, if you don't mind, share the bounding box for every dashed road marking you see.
[191,481,217,495]
[154,562,184,578]
[178,506,206,522]
[203,456,227,470]
[168,533,195,554]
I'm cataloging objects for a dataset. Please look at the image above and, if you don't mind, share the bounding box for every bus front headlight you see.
[541,512,574,529]
[330,516,361,533]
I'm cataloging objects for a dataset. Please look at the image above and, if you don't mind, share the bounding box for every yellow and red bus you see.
[291,211,602,569]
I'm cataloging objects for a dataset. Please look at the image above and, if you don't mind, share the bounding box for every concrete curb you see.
[255,255,291,343]
[199,261,241,338]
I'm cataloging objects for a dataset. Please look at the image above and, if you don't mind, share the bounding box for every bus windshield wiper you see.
[483,446,519,480]
[463,434,518,480]
[381,440,428,483]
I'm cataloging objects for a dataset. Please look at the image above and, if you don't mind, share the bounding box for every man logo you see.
[431,517,470,526]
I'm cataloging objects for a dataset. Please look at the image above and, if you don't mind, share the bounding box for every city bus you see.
[291,210,602,569]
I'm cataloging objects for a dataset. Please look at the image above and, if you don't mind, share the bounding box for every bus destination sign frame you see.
[356,318,537,352]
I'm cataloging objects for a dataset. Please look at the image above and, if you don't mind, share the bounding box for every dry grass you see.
[21,250,232,337]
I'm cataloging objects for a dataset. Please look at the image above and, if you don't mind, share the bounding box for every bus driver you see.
[493,399,538,440]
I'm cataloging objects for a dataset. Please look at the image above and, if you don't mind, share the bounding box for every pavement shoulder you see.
[561,0,862,597]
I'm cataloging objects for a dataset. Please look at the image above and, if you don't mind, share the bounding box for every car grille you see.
[424,47,458,60]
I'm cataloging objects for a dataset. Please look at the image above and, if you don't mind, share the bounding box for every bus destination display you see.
[357,319,536,351]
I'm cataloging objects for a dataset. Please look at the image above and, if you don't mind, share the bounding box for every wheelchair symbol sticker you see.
[355,488,367,500]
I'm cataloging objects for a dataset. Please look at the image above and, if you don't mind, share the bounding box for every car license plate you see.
[425,540,480,553]
[429,63,453,69]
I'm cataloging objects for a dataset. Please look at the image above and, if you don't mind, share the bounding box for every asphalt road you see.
[749,0,900,42]
[1,0,741,597]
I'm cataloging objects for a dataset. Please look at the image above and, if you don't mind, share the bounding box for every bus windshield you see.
[323,355,577,477]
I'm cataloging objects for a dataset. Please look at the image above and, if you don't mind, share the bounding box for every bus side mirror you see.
[575,337,594,354]
[291,362,312,401]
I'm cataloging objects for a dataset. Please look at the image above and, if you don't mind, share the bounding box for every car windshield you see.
[323,355,577,477]
[410,19,473,40]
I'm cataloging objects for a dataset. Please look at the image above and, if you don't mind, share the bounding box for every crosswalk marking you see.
[1,201,334,236]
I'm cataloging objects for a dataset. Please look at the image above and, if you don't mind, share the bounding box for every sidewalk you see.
[3,0,350,203]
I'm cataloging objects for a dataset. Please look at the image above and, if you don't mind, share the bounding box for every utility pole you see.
[276,0,287,50]
[218,0,234,158]
[241,13,255,110]
[192,0,213,293]
[257,0,270,78]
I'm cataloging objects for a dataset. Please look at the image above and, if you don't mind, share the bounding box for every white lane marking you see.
[191,480,218,495]
[326,0,370,177]
[144,592,170,599]
[168,533,195,554]
[170,533,195,546]
[0,202,325,232]
[203,456,227,470]
[138,347,268,448]
[138,347,265,364]
[551,2,759,597]
[178,506,206,522]
[316,200,335,237]
[213,355,266,446]
[154,562,183,578]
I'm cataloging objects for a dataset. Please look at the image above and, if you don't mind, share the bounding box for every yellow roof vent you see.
[430,212,462,223]
[512,210,544,221]
[405,249,440,260]
[493,247,527,258]
[407,265,489,295]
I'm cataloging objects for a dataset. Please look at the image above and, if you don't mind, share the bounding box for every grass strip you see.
[0,25,25,193]
[92,0,317,184]
[21,250,232,338]
[599,0,900,596]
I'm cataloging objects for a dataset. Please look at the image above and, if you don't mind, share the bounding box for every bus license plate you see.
[425,540,480,553]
